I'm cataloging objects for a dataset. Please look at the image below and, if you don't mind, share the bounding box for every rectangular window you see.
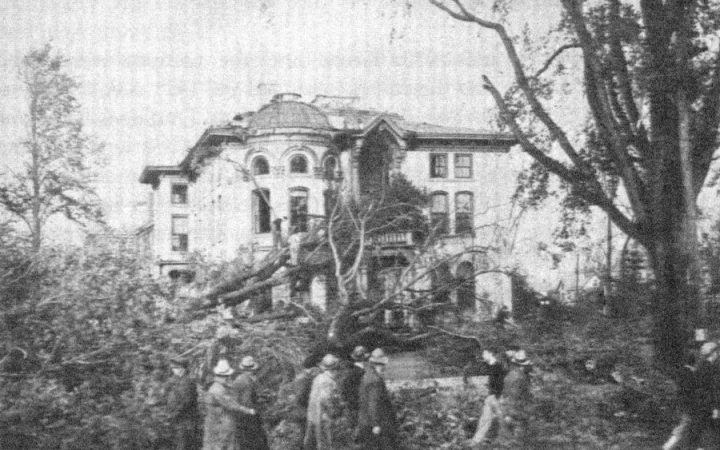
[430,154,448,178]
[253,190,271,234]
[171,215,189,252]
[171,184,188,204]
[455,192,474,235]
[454,154,472,178]
[290,190,308,233]
[430,193,448,235]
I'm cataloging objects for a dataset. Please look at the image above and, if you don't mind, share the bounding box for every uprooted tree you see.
[196,163,518,357]
[425,0,720,367]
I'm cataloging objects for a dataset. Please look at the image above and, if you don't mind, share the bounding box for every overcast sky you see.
[0,0,566,230]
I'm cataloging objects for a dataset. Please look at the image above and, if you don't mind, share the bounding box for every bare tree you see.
[0,44,104,250]
[427,0,720,366]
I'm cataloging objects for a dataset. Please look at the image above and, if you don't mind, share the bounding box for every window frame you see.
[289,154,309,174]
[430,191,449,235]
[171,214,189,252]
[429,153,448,178]
[454,153,473,179]
[289,188,309,233]
[252,156,270,176]
[252,189,272,234]
[455,191,474,235]
[171,184,188,205]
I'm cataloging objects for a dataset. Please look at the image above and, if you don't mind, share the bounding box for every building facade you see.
[139,93,517,317]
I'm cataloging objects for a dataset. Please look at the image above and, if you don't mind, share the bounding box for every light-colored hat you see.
[369,348,389,366]
[213,358,235,376]
[351,346,370,362]
[239,356,259,371]
[319,353,341,371]
[511,350,531,366]
[701,341,718,357]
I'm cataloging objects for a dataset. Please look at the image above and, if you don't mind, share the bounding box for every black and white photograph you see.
[1,0,719,448]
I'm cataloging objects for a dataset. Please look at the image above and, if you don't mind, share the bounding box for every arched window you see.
[290,155,308,174]
[289,188,308,232]
[456,262,475,311]
[252,156,269,175]
[455,192,474,235]
[430,192,448,235]
[252,189,271,234]
[323,156,337,179]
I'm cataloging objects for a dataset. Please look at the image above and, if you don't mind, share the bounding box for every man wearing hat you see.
[232,356,269,450]
[682,341,720,448]
[465,347,506,447]
[203,358,257,450]
[304,353,345,450]
[499,349,532,441]
[357,348,398,449]
[166,357,202,450]
[338,345,369,427]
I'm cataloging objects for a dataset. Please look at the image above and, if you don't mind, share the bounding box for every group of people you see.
[165,354,268,450]
[664,340,720,450]
[296,346,398,449]
[463,345,533,448]
[164,345,398,450]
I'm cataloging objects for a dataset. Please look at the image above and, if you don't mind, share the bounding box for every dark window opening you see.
[253,189,271,234]
[171,215,189,252]
[456,262,475,311]
[455,154,472,178]
[169,269,195,284]
[430,192,448,235]
[290,155,308,174]
[171,184,188,204]
[323,156,337,179]
[430,154,448,178]
[290,189,308,232]
[455,192,474,235]
[253,157,269,175]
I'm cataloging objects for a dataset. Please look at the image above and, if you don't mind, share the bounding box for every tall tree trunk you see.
[30,95,41,252]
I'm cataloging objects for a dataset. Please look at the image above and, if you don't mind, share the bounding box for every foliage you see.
[0,44,104,250]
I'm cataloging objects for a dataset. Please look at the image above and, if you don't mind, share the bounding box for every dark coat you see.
[231,372,269,450]
[338,362,365,415]
[167,375,202,450]
[357,367,397,449]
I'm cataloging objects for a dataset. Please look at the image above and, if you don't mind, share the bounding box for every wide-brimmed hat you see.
[239,356,259,371]
[351,345,370,362]
[213,358,235,376]
[701,341,718,357]
[319,354,341,371]
[511,350,531,366]
[369,348,389,366]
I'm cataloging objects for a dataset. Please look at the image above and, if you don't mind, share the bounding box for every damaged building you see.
[138,93,517,320]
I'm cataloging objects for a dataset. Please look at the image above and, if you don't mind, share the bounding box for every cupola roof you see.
[248,93,330,130]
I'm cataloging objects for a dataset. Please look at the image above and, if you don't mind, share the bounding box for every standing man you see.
[500,349,532,441]
[304,353,344,450]
[232,356,269,450]
[166,357,202,450]
[339,345,369,427]
[465,348,506,447]
[357,348,398,449]
[203,359,257,450]
[688,341,720,447]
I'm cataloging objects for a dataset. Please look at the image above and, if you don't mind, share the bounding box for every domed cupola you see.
[248,93,331,132]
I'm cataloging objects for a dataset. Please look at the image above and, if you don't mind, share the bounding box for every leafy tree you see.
[427,0,720,366]
[0,44,104,251]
